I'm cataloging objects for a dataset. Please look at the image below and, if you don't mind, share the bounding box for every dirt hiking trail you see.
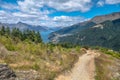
[55,50,100,80]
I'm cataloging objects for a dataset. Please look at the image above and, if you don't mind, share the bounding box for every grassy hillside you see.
[0,26,120,80]
[0,36,120,80]
[94,47,120,80]
[0,35,84,80]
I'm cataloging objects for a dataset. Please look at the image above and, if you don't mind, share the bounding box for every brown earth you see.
[55,50,100,80]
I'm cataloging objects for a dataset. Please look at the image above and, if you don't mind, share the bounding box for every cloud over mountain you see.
[0,0,120,27]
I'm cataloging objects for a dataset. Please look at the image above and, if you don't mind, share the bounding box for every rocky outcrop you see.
[0,64,16,80]
[0,64,40,80]
[15,70,40,80]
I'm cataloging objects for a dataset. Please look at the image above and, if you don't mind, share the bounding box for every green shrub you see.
[5,44,16,51]
[32,63,40,71]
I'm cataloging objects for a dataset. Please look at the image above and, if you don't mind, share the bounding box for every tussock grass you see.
[95,53,112,80]
[0,36,83,80]
[94,48,120,80]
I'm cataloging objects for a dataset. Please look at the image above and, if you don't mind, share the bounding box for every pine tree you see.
[0,26,42,43]
[5,27,10,37]
[35,31,42,43]
[0,26,5,35]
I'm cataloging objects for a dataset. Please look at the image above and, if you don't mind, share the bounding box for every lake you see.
[40,30,53,43]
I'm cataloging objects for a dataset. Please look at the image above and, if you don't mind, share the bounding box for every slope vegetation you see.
[49,12,120,51]
[0,41,120,80]
[50,18,120,51]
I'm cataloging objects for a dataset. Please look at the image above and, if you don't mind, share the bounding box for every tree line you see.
[0,26,42,43]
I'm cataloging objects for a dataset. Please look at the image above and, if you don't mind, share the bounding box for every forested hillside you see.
[54,19,120,51]
[0,26,42,44]
[49,12,120,51]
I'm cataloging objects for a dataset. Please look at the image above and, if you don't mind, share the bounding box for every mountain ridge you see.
[0,22,50,32]
[50,11,120,34]
[49,12,120,51]
[91,12,120,24]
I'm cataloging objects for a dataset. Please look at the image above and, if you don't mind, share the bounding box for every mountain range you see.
[0,22,51,31]
[49,12,120,51]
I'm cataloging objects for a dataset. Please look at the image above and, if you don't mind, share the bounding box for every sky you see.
[0,0,120,27]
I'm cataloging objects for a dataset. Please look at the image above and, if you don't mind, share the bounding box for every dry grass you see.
[95,51,120,80]
[1,36,119,80]
[0,36,83,80]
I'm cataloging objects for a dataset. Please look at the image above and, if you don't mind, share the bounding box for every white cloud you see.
[105,0,120,4]
[13,12,37,18]
[0,1,19,10]
[53,16,84,22]
[97,0,120,6]
[0,0,87,27]
[33,16,84,27]
[18,0,40,13]
[18,0,92,12]
[45,0,92,12]
[0,10,19,23]
[0,0,120,27]
[0,9,84,27]
[47,16,85,27]
[97,0,105,6]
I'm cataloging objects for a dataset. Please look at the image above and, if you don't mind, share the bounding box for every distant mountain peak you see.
[17,21,22,23]
[0,22,49,31]
[17,21,23,24]
[91,12,120,24]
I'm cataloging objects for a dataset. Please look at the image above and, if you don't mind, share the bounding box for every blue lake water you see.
[40,30,53,43]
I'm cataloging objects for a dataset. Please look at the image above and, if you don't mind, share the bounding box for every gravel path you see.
[55,50,100,80]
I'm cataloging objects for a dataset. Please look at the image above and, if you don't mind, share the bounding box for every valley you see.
[40,30,54,43]
[0,0,120,79]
